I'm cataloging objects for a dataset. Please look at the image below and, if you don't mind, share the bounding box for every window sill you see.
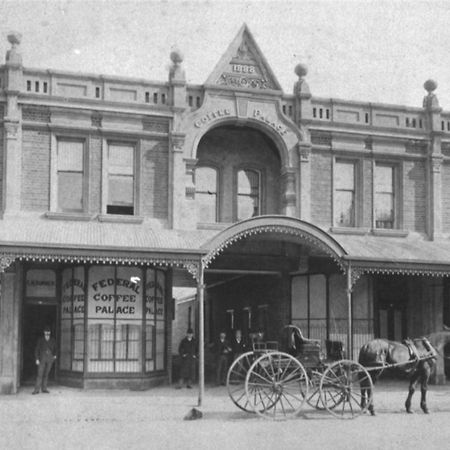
[371,228,409,237]
[330,227,369,235]
[97,214,144,224]
[45,211,93,221]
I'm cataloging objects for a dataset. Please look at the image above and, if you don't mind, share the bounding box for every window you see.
[57,140,84,212]
[237,169,261,221]
[107,144,135,215]
[195,166,218,222]
[334,161,355,227]
[60,267,85,372]
[375,164,395,229]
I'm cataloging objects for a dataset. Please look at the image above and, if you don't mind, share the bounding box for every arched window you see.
[195,166,218,223]
[237,169,261,221]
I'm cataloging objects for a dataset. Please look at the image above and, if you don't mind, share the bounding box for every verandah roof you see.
[1,216,450,276]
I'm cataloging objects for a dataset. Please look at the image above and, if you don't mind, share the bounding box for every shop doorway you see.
[22,303,57,385]
[375,276,407,341]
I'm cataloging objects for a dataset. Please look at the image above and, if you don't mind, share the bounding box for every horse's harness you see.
[403,337,437,367]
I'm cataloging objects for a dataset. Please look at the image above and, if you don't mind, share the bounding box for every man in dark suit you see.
[214,331,232,385]
[231,329,247,360]
[176,328,197,389]
[32,326,57,394]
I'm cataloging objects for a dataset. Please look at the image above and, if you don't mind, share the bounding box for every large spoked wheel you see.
[319,359,373,419]
[245,352,309,420]
[227,352,257,413]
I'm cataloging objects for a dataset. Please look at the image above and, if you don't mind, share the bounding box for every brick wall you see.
[310,152,332,227]
[88,135,102,214]
[21,129,50,211]
[403,160,426,232]
[141,139,168,219]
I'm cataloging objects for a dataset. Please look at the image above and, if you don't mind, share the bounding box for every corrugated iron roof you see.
[332,232,450,265]
[2,217,450,270]
[0,217,215,254]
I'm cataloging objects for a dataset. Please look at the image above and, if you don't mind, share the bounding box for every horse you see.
[358,337,437,415]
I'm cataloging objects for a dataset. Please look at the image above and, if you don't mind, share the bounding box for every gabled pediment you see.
[205,24,282,91]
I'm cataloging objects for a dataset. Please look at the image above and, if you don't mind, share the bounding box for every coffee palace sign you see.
[194,108,289,136]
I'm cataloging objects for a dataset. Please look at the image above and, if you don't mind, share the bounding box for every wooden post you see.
[197,260,205,407]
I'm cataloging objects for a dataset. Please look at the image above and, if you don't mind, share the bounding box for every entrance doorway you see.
[375,276,407,341]
[22,303,57,384]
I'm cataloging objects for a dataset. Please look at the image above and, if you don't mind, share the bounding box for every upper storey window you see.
[375,164,395,229]
[195,166,218,223]
[334,161,355,227]
[57,140,84,212]
[107,144,135,215]
[236,169,261,221]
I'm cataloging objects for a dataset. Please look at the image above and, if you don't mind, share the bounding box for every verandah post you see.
[346,264,353,360]
[197,259,205,407]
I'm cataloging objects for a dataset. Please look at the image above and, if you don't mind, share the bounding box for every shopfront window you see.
[60,267,85,372]
[145,269,166,371]
[83,265,166,374]
[87,266,143,372]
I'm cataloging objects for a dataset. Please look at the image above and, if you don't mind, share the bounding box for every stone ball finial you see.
[170,49,183,65]
[7,31,22,46]
[294,63,308,78]
[424,79,437,93]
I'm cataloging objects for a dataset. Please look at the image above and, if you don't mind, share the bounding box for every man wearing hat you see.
[32,326,57,394]
[176,328,197,389]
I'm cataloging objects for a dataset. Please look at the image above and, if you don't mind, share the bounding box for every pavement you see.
[1,380,450,450]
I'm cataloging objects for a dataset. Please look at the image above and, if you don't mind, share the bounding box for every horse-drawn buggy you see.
[226,325,438,420]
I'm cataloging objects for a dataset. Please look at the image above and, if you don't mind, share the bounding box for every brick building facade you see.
[1,25,450,393]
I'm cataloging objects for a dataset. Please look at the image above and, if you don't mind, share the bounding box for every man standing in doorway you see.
[214,331,232,386]
[32,326,57,394]
[231,329,247,361]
